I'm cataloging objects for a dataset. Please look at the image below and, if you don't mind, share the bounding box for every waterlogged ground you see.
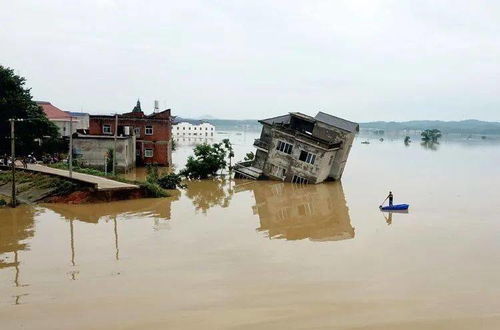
[1,135,500,329]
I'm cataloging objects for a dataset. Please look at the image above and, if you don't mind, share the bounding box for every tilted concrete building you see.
[235,111,358,184]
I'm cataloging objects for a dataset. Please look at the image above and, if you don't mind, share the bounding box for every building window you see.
[183,127,185,130]
[188,127,191,130]
[103,125,111,134]
[271,164,286,178]
[211,127,213,130]
[144,149,153,158]
[134,127,141,136]
[145,126,153,135]
[211,133,213,136]
[292,175,308,184]
[299,150,316,164]
[276,140,293,154]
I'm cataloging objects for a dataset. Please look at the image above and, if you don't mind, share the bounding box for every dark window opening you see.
[276,140,293,154]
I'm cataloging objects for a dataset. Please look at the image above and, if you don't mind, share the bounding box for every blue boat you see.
[380,204,409,211]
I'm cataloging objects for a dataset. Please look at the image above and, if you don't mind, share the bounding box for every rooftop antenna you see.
[154,100,159,113]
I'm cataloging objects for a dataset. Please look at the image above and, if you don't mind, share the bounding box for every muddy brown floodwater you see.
[1,135,500,329]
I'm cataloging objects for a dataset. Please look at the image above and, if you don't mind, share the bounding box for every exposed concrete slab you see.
[6,164,139,191]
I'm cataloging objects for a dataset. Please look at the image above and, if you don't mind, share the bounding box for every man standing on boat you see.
[387,191,393,206]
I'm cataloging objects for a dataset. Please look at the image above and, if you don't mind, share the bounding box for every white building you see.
[67,112,90,131]
[172,119,216,139]
[37,101,86,137]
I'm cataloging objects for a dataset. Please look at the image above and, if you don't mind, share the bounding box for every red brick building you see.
[89,109,172,166]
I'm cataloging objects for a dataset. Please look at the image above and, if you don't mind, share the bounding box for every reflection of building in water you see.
[237,182,354,241]
[44,194,180,280]
[184,179,234,214]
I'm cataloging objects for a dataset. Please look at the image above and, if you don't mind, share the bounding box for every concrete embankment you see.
[0,170,145,204]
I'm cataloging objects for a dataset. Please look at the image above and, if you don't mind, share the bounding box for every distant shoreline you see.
[184,118,500,135]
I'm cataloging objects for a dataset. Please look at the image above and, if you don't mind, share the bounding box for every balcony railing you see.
[253,138,270,150]
[271,124,343,150]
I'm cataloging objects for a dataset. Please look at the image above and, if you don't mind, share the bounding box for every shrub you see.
[146,164,160,183]
[157,173,186,189]
[421,129,442,142]
[106,148,114,173]
[244,151,254,161]
[180,143,227,179]
[140,181,169,198]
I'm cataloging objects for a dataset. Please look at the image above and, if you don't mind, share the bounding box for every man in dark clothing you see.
[388,191,394,206]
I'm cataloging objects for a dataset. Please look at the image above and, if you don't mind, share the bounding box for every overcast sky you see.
[1,0,499,121]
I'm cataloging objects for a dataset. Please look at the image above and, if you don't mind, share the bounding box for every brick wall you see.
[89,110,172,166]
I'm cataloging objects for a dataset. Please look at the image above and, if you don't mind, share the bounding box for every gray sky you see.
[1,0,499,121]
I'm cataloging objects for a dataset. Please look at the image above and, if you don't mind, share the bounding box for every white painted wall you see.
[52,118,79,137]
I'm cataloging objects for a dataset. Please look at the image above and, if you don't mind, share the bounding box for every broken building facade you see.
[235,111,358,184]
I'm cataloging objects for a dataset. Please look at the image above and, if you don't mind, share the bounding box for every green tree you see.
[421,129,442,143]
[106,148,114,173]
[180,143,227,179]
[157,172,186,189]
[0,65,58,155]
[244,151,255,161]
[146,164,160,183]
[222,138,234,171]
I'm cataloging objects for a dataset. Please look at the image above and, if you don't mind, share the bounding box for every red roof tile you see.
[36,101,71,120]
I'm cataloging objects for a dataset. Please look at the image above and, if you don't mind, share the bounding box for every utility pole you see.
[69,117,73,178]
[10,119,16,207]
[113,114,118,175]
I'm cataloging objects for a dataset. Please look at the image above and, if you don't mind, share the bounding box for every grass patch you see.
[49,163,170,198]
[0,171,83,198]
[140,181,169,198]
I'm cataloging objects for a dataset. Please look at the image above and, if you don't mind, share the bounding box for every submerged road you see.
[7,164,139,191]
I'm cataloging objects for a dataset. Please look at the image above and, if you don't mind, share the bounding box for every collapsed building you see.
[234,112,359,184]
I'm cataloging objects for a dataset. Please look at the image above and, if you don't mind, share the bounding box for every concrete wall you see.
[73,114,89,130]
[312,121,347,143]
[259,125,273,144]
[73,136,136,172]
[253,121,356,184]
[52,119,80,137]
[329,132,355,180]
[253,149,267,170]
[263,130,331,184]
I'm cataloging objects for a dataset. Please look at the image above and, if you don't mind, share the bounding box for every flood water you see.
[1,134,500,329]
